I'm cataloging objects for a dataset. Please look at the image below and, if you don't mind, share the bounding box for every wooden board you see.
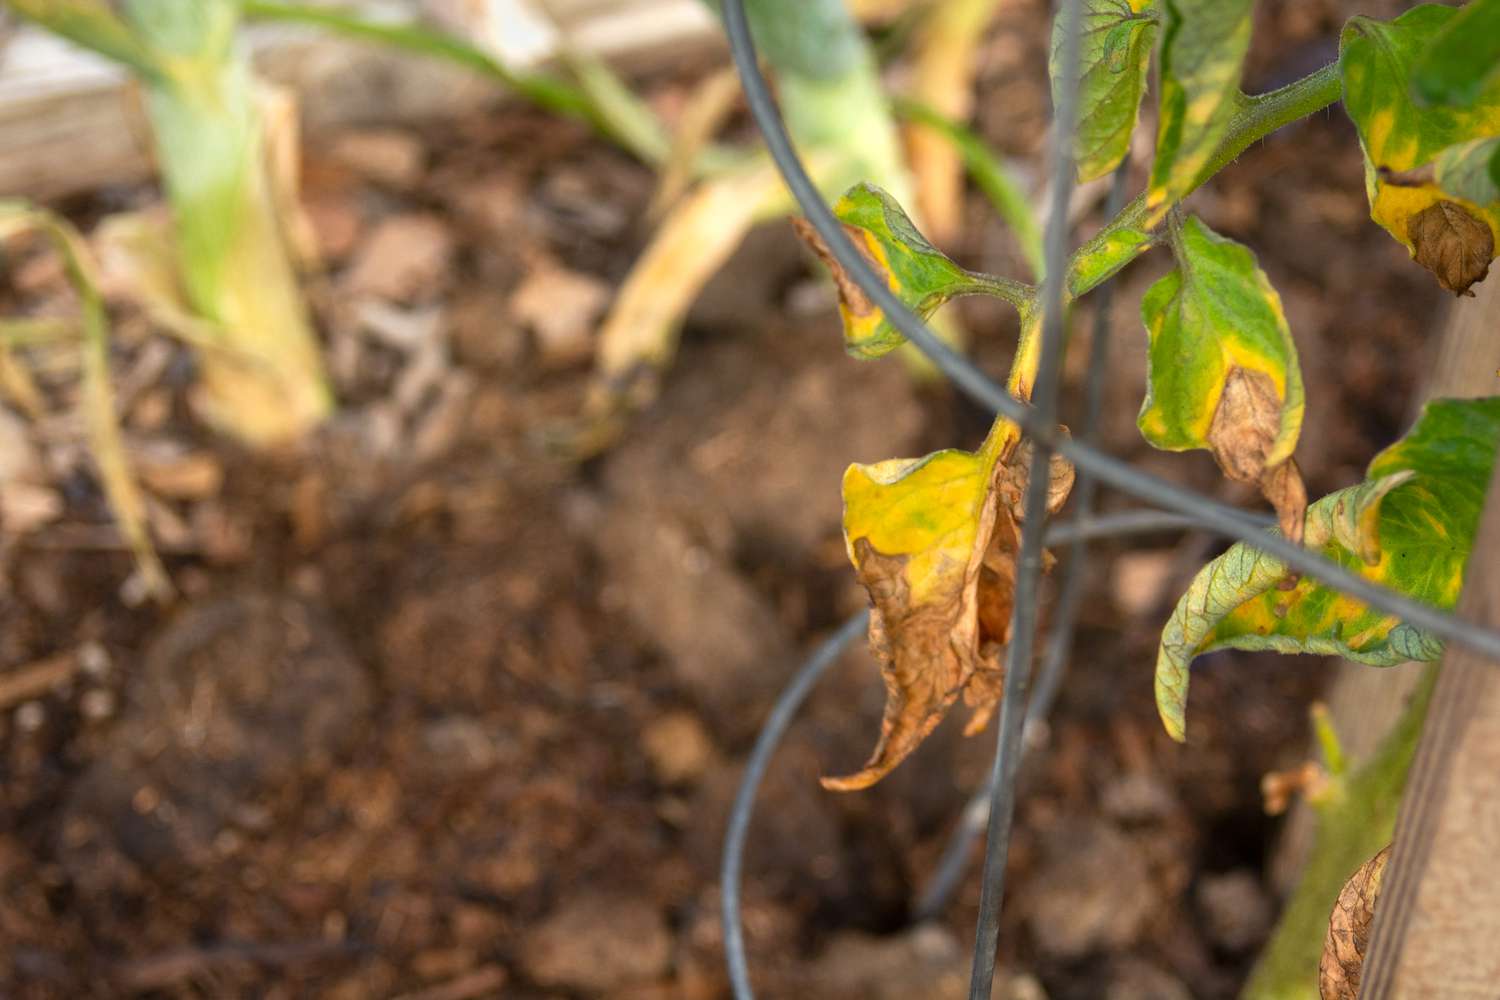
[0,0,718,200]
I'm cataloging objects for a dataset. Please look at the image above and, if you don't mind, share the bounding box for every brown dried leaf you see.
[1409,200,1494,296]
[1319,844,1390,1000]
[825,432,1073,791]
[1208,366,1280,482]
[1209,367,1308,546]
[1260,457,1308,548]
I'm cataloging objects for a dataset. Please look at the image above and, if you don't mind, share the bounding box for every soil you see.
[0,2,1456,997]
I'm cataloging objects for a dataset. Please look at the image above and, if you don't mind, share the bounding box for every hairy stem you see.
[959,271,1035,311]
[1065,62,1342,295]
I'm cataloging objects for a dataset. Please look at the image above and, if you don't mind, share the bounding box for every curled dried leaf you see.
[1319,845,1390,1000]
[1208,366,1281,483]
[1259,457,1308,548]
[825,425,1073,790]
[1408,199,1494,296]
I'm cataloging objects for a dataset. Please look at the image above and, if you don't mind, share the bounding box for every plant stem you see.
[960,271,1035,311]
[1065,62,1342,295]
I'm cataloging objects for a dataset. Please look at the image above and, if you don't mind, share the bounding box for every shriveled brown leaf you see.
[1260,457,1308,547]
[1409,200,1494,296]
[1209,366,1280,482]
[824,433,1073,791]
[1319,844,1390,1000]
[1209,366,1307,545]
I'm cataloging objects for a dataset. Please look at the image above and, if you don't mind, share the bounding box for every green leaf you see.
[1154,397,1500,741]
[793,183,1031,359]
[1411,0,1500,109]
[1051,0,1159,182]
[5,0,163,79]
[1340,4,1500,294]
[1139,216,1306,535]
[1146,0,1254,222]
[1434,136,1500,208]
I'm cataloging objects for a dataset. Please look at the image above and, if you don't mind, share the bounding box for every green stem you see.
[959,271,1035,312]
[1065,62,1342,296]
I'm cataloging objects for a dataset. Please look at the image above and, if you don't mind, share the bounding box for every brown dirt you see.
[0,4,1459,997]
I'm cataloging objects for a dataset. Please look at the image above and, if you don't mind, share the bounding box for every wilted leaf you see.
[794,183,1031,359]
[825,419,1073,790]
[1155,397,1500,741]
[0,202,170,600]
[1052,0,1159,183]
[1410,0,1500,109]
[1139,216,1306,539]
[1145,0,1254,222]
[1319,845,1391,1000]
[1408,200,1494,295]
[1341,5,1500,294]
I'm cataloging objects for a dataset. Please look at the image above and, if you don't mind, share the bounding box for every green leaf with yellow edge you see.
[1411,0,1500,110]
[1341,5,1500,295]
[1145,0,1254,223]
[793,183,1032,359]
[1154,396,1500,742]
[1140,215,1307,539]
[825,417,1074,790]
[1051,0,1159,183]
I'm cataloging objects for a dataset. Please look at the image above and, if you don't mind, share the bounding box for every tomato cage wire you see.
[716,1,1500,998]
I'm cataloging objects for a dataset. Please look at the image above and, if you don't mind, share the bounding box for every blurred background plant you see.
[1,0,1037,582]
[8,0,332,448]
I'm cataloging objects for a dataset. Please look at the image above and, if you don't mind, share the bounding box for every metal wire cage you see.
[714,2,1500,998]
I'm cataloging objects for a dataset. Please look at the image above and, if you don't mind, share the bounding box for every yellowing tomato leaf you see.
[1340,5,1500,294]
[1410,0,1500,109]
[1051,0,1159,183]
[1154,396,1500,741]
[1139,215,1307,539]
[793,183,1031,359]
[825,419,1073,790]
[1146,0,1253,223]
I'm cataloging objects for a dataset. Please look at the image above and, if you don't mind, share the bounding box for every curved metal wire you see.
[722,611,869,1000]
[965,0,1083,986]
[915,160,1132,926]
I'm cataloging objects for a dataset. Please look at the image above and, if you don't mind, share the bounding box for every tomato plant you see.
[802,0,1500,787]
